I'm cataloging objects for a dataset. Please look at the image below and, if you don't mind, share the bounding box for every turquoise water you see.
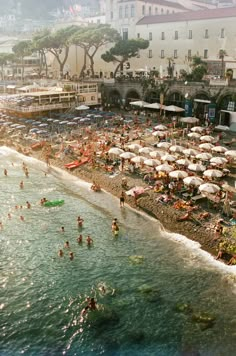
[1,146,236,356]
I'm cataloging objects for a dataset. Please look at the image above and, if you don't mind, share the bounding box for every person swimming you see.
[69,252,74,260]
[20,181,24,189]
[77,216,84,228]
[26,201,31,209]
[86,235,93,246]
[58,249,64,257]
[61,226,65,233]
[64,241,69,248]
[77,234,83,244]
[112,221,119,235]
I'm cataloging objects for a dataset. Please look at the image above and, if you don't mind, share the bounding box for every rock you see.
[129,255,144,264]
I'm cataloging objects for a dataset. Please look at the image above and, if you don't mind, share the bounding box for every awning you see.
[6,85,16,89]
[194,99,211,104]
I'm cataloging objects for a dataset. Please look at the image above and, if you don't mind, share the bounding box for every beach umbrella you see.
[39,123,48,127]
[120,152,136,159]
[152,130,168,137]
[199,143,214,151]
[149,151,162,158]
[183,176,203,186]
[67,122,77,126]
[139,147,153,154]
[127,143,142,151]
[47,118,54,122]
[15,125,26,129]
[188,163,206,172]
[169,170,188,179]
[29,128,39,133]
[154,124,168,131]
[169,145,185,153]
[108,147,124,156]
[211,146,227,153]
[210,157,227,165]
[161,153,177,162]
[176,158,191,166]
[183,148,200,157]
[222,183,236,193]
[214,125,230,131]
[196,152,212,160]
[180,117,199,124]
[200,135,215,142]
[165,105,184,112]
[10,123,20,128]
[156,163,174,173]
[199,183,220,194]
[75,105,90,110]
[157,142,171,149]
[191,126,205,133]
[52,119,60,123]
[187,132,201,139]
[225,150,236,158]
[203,169,223,178]
[144,158,161,167]
[130,100,149,108]
[126,186,145,196]
[131,156,146,164]
[144,102,161,110]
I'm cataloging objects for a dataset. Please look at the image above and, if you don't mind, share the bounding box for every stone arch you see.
[125,89,140,105]
[193,91,211,118]
[107,89,122,108]
[217,92,235,110]
[165,90,185,107]
[144,89,159,103]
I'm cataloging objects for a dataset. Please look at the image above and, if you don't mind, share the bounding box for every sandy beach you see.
[1,118,236,263]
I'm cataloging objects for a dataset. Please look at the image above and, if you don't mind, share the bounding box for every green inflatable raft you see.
[43,200,64,207]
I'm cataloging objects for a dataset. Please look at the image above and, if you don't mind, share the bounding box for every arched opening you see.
[193,92,211,119]
[144,89,159,103]
[165,91,184,107]
[107,89,122,108]
[126,90,140,106]
[217,94,235,111]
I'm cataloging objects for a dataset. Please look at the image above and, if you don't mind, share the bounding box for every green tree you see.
[12,40,32,80]
[187,55,207,81]
[101,39,149,78]
[32,29,51,77]
[71,25,120,78]
[218,49,227,78]
[0,53,15,80]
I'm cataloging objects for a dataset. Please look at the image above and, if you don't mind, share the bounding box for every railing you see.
[0,102,73,112]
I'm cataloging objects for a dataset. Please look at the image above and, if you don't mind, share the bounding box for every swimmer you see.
[69,252,74,260]
[26,201,31,209]
[15,205,19,210]
[20,181,24,189]
[86,235,93,246]
[4,168,7,176]
[64,241,70,248]
[24,168,29,178]
[40,197,47,205]
[88,297,97,310]
[77,216,84,228]
[8,213,11,219]
[20,215,24,221]
[0,222,3,230]
[120,191,125,207]
[61,226,65,233]
[112,221,119,235]
[58,249,64,257]
[77,234,83,244]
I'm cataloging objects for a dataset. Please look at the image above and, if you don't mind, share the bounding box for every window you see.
[205,29,208,38]
[119,6,122,19]
[167,10,169,14]
[149,6,151,15]
[174,50,177,59]
[148,50,152,58]
[161,8,163,14]
[137,33,140,39]
[204,49,208,59]
[142,5,145,15]
[188,30,192,39]
[161,50,165,58]
[131,4,135,17]
[161,32,165,40]
[110,11,113,19]
[91,96,95,101]
[174,31,178,40]
[155,7,158,14]
[124,5,128,18]
[188,49,191,60]
[149,32,152,40]
[122,28,128,40]
[221,28,225,38]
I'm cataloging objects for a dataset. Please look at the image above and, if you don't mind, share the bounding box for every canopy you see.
[144,103,161,110]
[180,117,199,124]
[165,105,184,112]
[75,105,90,110]
[130,100,149,108]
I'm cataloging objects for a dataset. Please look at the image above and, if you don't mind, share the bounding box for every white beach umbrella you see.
[191,126,205,133]
[183,148,200,157]
[131,156,146,164]
[156,163,174,173]
[214,125,230,131]
[75,105,90,110]
[149,150,162,158]
[127,143,142,151]
[199,143,214,151]
[152,130,168,137]
[187,132,201,139]
[225,150,236,158]
[196,152,212,160]
[120,152,136,159]
[180,117,199,124]
[154,124,168,131]
[108,147,124,156]
[169,145,185,153]
[210,157,227,165]
[188,163,206,172]
[161,153,177,162]
[211,146,227,153]
[169,170,188,179]
[176,158,192,166]
[144,158,161,167]
[144,102,161,109]
[199,183,220,194]
[165,105,184,112]
[130,100,149,108]
[203,169,223,178]
[139,147,153,154]
[183,176,204,186]
[222,183,236,193]
[200,135,215,142]
[157,142,171,149]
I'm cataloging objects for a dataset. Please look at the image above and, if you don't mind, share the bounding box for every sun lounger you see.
[64,158,89,170]
[191,194,206,202]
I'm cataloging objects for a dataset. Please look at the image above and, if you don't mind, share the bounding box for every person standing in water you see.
[120,191,125,208]
[4,169,8,176]
[77,216,84,228]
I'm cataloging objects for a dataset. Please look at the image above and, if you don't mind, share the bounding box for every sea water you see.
[1,146,236,356]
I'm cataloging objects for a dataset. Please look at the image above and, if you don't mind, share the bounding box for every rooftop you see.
[118,0,187,10]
